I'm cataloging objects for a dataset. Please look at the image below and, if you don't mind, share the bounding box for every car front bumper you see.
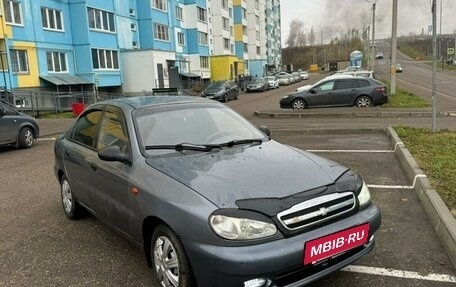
[183,204,381,287]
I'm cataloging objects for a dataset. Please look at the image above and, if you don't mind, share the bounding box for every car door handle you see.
[90,162,98,171]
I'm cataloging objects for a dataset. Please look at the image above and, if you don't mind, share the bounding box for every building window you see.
[222,17,229,31]
[256,46,260,55]
[223,38,230,50]
[46,52,67,73]
[131,23,137,31]
[154,24,169,41]
[242,8,246,19]
[221,0,228,9]
[243,43,248,53]
[242,25,247,36]
[132,41,138,48]
[177,32,185,45]
[256,31,260,40]
[255,0,259,10]
[200,56,209,69]
[10,49,28,73]
[153,0,167,11]
[197,7,207,22]
[198,32,208,45]
[255,15,259,25]
[91,49,119,70]
[4,0,22,25]
[129,8,135,16]
[41,7,63,31]
[88,8,115,32]
[176,6,183,20]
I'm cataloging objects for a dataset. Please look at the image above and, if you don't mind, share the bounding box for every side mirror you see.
[309,88,316,94]
[259,126,271,137]
[98,145,126,162]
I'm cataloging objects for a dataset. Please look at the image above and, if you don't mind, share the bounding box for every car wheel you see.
[222,94,228,102]
[18,127,35,148]
[152,225,194,287]
[356,96,372,108]
[292,99,306,110]
[60,175,83,219]
[234,90,239,100]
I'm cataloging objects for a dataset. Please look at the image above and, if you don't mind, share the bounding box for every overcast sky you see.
[280,0,456,47]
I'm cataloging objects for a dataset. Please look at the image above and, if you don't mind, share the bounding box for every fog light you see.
[244,278,267,287]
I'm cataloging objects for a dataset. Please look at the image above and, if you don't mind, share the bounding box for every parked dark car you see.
[54,96,380,287]
[0,102,39,148]
[201,81,238,102]
[246,77,270,92]
[280,78,388,110]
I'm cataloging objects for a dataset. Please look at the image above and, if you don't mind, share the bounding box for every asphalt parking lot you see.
[1,130,455,286]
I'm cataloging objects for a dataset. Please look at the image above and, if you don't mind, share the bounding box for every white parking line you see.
[307,149,394,153]
[343,265,456,283]
[37,137,56,141]
[367,174,427,190]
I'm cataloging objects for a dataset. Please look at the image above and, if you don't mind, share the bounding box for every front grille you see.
[277,192,356,231]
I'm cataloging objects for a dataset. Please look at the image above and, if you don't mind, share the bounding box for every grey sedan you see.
[54,96,380,287]
[0,102,39,148]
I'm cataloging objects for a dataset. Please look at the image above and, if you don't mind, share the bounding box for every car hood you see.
[145,140,348,208]
[296,84,312,92]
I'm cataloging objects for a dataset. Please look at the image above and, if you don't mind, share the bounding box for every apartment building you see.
[0,0,280,95]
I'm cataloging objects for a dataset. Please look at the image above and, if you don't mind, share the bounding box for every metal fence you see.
[0,90,125,116]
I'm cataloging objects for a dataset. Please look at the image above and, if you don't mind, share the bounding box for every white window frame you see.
[41,7,64,31]
[175,6,183,20]
[92,48,119,70]
[46,51,68,73]
[154,23,169,41]
[4,0,23,25]
[177,32,185,45]
[222,17,229,31]
[152,0,167,12]
[198,32,208,45]
[200,56,209,69]
[197,7,207,22]
[10,49,28,74]
[88,7,115,33]
[223,38,230,50]
[221,0,228,10]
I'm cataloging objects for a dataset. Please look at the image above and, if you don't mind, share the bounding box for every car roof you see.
[99,96,214,110]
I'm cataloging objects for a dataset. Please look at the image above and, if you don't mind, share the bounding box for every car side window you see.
[334,80,354,90]
[316,81,335,92]
[97,107,129,152]
[70,110,103,148]
[356,80,371,88]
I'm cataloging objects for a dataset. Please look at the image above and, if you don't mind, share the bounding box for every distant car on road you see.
[282,77,388,110]
[375,52,384,59]
[201,81,239,102]
[0,102,39,148]
[54,95,380,287]
[246,77,270,92]
[277,74,291,86]
[264,76,279,89]
[395,63,403,73]
[300,71,310,80]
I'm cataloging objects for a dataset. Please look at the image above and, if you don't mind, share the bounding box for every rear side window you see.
[356,79,371,88]
[70,110,103,148]
[97,107,129,152]
[334,80,354,90]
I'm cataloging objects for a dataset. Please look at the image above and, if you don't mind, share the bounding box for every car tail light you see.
[375,86,387,94]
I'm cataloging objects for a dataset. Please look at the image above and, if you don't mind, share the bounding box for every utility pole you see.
[390,0,397,95]
[439,0,442,35]
[432,0,437,132]
[371,2,376,70]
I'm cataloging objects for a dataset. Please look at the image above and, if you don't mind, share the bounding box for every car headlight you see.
[358,180,371,207]
[210,215,277,240]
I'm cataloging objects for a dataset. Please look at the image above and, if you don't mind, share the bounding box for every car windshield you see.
[251,78,264,84]
[206,82,224,90]
[134,103,267,154]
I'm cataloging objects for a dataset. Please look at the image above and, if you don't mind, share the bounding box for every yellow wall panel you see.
[12,42,40,87]
[234,24,243,42]
[233,0,242,5]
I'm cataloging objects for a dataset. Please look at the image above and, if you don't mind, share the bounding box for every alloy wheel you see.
[154,236,180,287]
[61,179,73,214]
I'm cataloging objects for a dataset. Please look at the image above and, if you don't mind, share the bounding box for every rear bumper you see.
[183,204,381,287]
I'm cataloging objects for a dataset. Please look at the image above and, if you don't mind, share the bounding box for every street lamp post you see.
[432,0,437,133]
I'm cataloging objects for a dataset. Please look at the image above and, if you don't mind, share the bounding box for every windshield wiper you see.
[145,143,214,152]
[213,138,263,148]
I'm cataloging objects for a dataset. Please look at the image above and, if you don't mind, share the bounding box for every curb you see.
[386,127,456,268]
[254,111,456,119]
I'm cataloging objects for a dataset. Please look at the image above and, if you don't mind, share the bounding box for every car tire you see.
[292,99,306,110]
[18,127,35,148]
[356,96,373,108]
[60,175,83,219]
[151,225,195,287]
[234,90,239,100]
[222,94,228,102]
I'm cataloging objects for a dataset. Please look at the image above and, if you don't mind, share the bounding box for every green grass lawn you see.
[384,87,430,108]
[37,111,75,119]
[395,127,456,216]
